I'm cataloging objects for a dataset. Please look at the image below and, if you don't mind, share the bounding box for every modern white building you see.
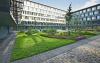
[19,0,66,30]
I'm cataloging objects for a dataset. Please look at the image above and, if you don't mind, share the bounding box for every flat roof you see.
[72,4,100,13]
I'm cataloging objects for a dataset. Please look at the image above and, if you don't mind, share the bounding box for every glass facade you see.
[72,4,100,30]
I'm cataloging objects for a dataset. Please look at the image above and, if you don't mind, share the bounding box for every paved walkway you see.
[12,35,100,63]
[0,32,16,63]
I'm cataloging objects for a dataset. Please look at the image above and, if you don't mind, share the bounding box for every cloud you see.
[81,0,98,8]
[74,0,99,11]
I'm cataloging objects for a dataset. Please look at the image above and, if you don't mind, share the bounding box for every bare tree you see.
[65,4,72,36]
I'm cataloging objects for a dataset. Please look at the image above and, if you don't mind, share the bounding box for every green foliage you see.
[31,29,39,34]
[42,29,56,35]
[55,32,68,36]
[11,30,97,61]
[39,32,48,37]
[96,27,100,31]
[81,31,96,35]
[25,31,32,35]
[18,31,25,33]
[11,32,75,61]
[25,29,38,35]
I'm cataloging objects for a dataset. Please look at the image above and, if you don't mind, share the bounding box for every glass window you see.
[87,8,91,11]
[85,13,88,16]
[83,10,86,13]
[32,3,34,7]
[83,18,86,21]
[80,18,82,21]
[25,16,29,19]
[76,12,79,15]
[90,12,93,15]
[92,7,96,11]
[87,17,91,20]
[80,11,82,13]
[94,11,98,15]
[97,6,100,9]
[92,16,96,20]
[81,14,84,17]
[97,16,100,19]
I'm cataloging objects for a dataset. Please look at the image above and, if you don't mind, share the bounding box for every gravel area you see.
[43,39,100,63]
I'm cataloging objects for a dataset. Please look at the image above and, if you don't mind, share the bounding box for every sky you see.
[32,0,100,11]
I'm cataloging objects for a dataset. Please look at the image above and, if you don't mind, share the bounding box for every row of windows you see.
[73,21,99,25]
[74,11,100,18]
[24,6,65,15]
[24,1,65,14]
[80,16,100,21]
[21,21,66,26]
[19,26,65,30]
[22,10,65,17]
[23,16,65,22]
[75,5,100,14]
[22,11,65,19]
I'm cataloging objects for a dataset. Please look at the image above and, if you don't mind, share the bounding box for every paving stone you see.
[43,37,100,63]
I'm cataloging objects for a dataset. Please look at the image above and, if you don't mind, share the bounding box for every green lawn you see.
[11,33,75,61]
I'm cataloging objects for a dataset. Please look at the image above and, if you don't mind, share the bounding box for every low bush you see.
[25,31,32,35]
[18,31,25,33]
[42,29,56,35]
[55,32,68,36]
[96,27,100,31]
[81,31,96,35]
[25,29,39,35]
[39,32,48,37]
[31,29,39,34]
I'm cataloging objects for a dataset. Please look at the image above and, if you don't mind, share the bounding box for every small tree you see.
[65,4,72,36]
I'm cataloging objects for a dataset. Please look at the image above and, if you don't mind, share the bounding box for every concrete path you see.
[0,32,16,63]
[12,35,100,63]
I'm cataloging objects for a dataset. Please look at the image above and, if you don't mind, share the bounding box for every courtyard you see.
[0,0,100,63]
[10,30,99,62]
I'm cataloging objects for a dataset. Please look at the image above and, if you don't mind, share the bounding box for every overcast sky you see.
[32,0,100,11]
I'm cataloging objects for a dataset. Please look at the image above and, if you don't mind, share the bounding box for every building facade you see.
[10,0,24,24]
[19,0,66,30]
[71,4,100,31]
[0,0,23,39]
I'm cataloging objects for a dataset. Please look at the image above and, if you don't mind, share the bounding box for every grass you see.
[11,32,75,61]
[11,31,97,61]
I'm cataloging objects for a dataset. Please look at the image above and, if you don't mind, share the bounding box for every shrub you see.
[25,30,32,35]
[18,31,25,33]
[31,29,39,34]
[39,32,48,37]
[81,31,96,35]
[96,27,100,31]
[42,29,56,35]
[71,32,79,37]
[42,29,47,33]
[55,32,67,36]
[25,29,38,35]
